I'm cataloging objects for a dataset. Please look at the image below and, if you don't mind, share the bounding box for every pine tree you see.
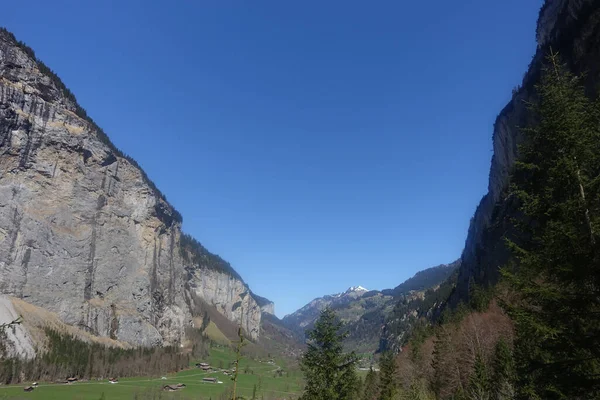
[503,51,600,399]
[355,375,364,400]
[361,367,380,400]
[300,307,359,400]
[430,326,453,398]
[468,353,491,400]
[378,352,397,400]
[401,379,435,400]
[491,339,515,400]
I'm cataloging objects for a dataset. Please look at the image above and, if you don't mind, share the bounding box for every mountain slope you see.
[453,0,600,304]
[259,313,304,358]
[378,0,600,354]
[383,261,459,297]
[0,28,271,350]
[283,261,459,353]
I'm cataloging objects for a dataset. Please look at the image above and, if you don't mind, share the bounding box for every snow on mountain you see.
[346,286,368,293]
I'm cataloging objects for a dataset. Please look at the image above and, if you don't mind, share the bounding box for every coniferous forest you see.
[0,327,209,384]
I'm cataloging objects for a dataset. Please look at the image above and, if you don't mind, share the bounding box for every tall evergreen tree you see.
[378,352,397,400]
[468,353,491,400]
[430,327,453,398]
[300,307,359,400]
[361,367,380,400]
[503,51,600,399]
[491,339,515,400]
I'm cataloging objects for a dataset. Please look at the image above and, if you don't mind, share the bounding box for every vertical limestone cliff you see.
[187,268,262,340]
[260,302,275,316]
[455,0,600,302]
[0,29,268,347]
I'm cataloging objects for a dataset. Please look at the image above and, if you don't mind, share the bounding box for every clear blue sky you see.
[4,1,542,318]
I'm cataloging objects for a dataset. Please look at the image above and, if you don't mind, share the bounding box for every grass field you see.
[0,346,304,400]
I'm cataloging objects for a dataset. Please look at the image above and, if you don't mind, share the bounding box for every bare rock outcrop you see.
[0,29,269,347]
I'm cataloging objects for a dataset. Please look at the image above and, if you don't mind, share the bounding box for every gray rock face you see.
[0,295,35,358]
[260,302,275,316]
[188,268,261,340]
[456,0,600,301]
[0,30,268,346]
[536,0,588,48]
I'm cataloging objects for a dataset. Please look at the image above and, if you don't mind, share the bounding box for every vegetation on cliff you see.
[502,52,600,399]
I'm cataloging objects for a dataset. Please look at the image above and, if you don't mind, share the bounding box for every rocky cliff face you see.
[187,268,262,339]
[455,0,600,302]
[260,302,275,315]
[0,29,268,347]
[0,295,35,358]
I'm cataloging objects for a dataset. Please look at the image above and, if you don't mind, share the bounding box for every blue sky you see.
[4,1,542,318]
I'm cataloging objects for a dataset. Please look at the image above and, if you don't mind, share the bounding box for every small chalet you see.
[163,383,186,392]
[196,362,211,370]
[202,377,217,383]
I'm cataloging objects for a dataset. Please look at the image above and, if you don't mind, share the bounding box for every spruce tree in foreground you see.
[300,307,359,400]
[491,338,515,400]
[467,353,491,400]
[361,367,380,400]
[503,51,600,399]
[378,352,397,400]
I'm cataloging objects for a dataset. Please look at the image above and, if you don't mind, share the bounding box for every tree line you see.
[0,326,211,384]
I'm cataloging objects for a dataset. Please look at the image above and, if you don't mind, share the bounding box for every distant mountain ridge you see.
[282,261,459,353]
[382,260,460,297]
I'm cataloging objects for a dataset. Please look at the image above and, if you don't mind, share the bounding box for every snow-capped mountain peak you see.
[346,286,368,293]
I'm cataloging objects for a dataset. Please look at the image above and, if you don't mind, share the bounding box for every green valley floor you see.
[0,347,303,400]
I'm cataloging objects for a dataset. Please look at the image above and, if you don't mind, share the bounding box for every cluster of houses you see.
[23,360,236,393]
[196,361,236,378]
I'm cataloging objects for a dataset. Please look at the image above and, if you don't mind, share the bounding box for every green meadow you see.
[0,347,303,400]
